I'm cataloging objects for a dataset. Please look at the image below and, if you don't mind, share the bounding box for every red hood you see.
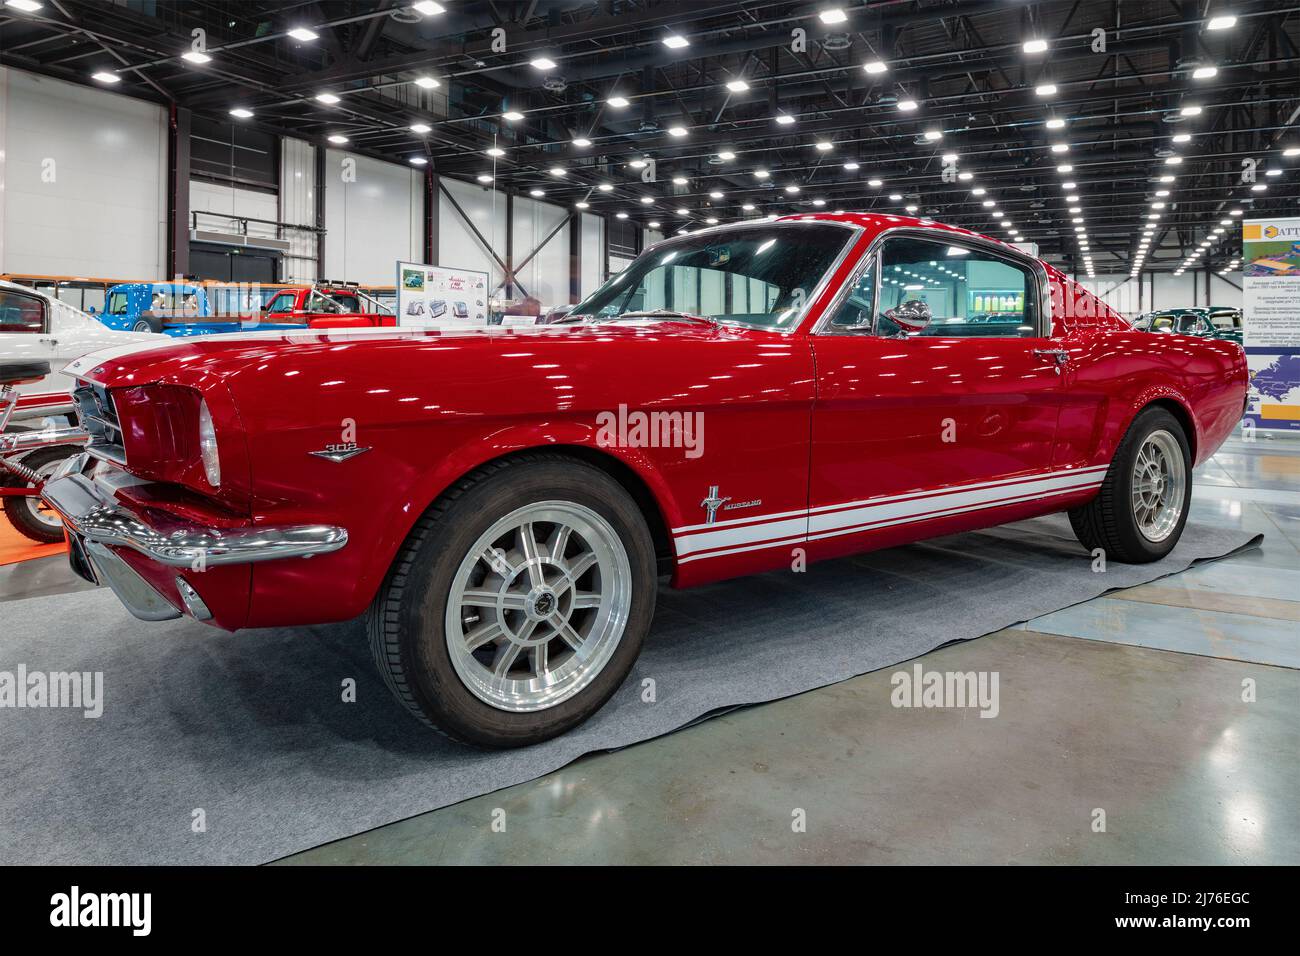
[63,321,740,391]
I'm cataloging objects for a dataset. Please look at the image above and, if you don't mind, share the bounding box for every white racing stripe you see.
[674,465,1108,562]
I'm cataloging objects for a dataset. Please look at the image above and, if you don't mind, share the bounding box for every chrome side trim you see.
[41,472,348,568]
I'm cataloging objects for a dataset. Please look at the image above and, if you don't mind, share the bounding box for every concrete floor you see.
[5,434,1297,864]
[276,432,1300,865]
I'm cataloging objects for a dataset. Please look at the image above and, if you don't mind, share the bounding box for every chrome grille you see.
[72,381,127,465]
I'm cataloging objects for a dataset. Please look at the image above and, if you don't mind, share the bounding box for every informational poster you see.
[395,262,490,326]
[1242,217,1300,432]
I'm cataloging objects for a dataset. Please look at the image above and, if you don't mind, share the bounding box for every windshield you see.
[570,223,854,330]
[106,290,131,315]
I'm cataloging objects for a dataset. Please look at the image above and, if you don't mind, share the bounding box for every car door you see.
[0,287,56,395]
[807,232,1069,562]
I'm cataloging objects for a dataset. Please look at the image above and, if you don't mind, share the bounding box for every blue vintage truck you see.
[96,282,308,336]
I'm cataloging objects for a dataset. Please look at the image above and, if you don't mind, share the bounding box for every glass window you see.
[570,223,853,330]
[0,290,46,333]
[828,256,875,328]
[266,292,295,314]
[106,291,130,315]
[875,237,1039,338]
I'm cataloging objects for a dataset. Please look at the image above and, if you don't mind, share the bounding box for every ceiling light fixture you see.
[91,71,121,84]
[663,34,690,49]
[288,27,319,42]
[607,95,630,108]
[229,107,254,119]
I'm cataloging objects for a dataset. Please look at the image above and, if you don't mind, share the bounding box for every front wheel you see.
[1068,406,1191,563]
[366,454,657,748]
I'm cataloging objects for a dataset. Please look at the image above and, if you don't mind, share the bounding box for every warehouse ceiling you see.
[3,0,1298,280]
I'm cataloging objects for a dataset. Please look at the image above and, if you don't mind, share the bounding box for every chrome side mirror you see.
[885,299,933,333]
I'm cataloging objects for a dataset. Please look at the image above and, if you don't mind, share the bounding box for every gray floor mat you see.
[0,514,1260,864]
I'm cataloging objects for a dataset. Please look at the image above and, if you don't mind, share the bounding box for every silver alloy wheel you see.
[21,457,66,532]
[445,500,632,713]
[1131,429,1186,543]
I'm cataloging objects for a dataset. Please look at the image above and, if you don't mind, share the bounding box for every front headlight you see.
[198,399,221,487]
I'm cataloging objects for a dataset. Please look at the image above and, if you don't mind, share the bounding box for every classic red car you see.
[262,285,396,329]
[38,214,1247,747]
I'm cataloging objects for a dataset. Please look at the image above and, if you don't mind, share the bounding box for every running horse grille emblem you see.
[701,485,731,524]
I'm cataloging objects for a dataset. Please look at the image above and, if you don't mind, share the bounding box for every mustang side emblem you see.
[701,486,731,524]
[310,442,372,462]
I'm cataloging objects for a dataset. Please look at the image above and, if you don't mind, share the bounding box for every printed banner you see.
[1242,218,1300,432]
[395,262,490,326]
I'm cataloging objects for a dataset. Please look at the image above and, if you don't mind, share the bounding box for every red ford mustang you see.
[37,214,1247,747]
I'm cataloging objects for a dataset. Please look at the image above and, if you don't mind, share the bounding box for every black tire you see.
[366,453,657,748]
[1068,406,1191,563]
[2,445,76,544]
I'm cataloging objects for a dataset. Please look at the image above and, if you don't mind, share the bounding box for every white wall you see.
[323,148,422,284]
[512,195,569,307]
[0,66,166,279]
[439,176,507,292]
[189,179,278,238]
[1079,271,1242,317]
[581,213,603,296]
[278,137,317,282]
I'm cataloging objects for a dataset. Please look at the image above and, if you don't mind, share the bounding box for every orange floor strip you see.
[0,516,66,566]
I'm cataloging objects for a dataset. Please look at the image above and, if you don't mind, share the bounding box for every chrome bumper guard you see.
[40,454,348,623]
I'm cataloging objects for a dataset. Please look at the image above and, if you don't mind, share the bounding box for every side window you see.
[875,237,1039,338]
[0,290,46,333]
[266,292,295,314]
[828,255,875,328]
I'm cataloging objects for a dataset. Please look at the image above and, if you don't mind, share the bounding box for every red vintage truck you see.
[262,284,396,329]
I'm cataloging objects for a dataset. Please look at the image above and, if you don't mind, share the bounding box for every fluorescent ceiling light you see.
[530,189,545,197]
[607,95,629,108]
[1206,15,1237,30]
[648,221,661,228]
[530,57,557,71]
[819,8,848,24]
[288,27,319,42]
[616,212,628,219]
[1023,39,1049,53]
[709,191,723,199]
[315,92,340,104]
[1050,143,1069,153]
[575,202,589,209]
[572,137,592,147]
[718,151,736,161]
[775,114,796,125]
[667,125,687,137]
[486,147,505,157]
[477,174,494,183]
[863,60,888,74]
[502,110,525,121]
[599,183,615,191]
[549,167,566,176]
[753,169,770,179]
[897,98,918,112]
[924,130,942,141]
[5,0,43,11]
[867,178,882,187]
[229,107,254,119]
[629,158,647,168]
[1180,104,1203,116]
[742,204,756,211]
[182,51,212,64]
[1045,118,1065,129]
[676,208,689,215]
[815,141,833,151]
[843,161,860,170]
[1035,83,1057,96]
[414,1,446,14]
[414,76,440,89]
[410,123,432,134]
[785,185,800,194]
[409,157,428,166]
[1192,65,1218,79]
[726,79,750,92]
[1056,164,1073,172]
[327,134,348,144]
[663,34,690,49]
[671,176,687,185]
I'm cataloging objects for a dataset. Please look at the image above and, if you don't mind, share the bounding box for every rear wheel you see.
[366,454,656,748]
[2,445,75,544]
[1068,406,1191,563]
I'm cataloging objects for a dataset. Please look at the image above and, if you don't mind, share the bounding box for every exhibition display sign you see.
[1242,217,1300,432]
[395,262,490,326]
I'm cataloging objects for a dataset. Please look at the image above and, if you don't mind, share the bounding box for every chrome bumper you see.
[41,457,348,568]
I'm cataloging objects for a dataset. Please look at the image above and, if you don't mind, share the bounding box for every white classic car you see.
[0,280,158,541]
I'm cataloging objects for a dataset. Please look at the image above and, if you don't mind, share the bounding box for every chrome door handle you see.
[1033,348,1069,366]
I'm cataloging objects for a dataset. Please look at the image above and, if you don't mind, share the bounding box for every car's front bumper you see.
[41,454,348,623]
